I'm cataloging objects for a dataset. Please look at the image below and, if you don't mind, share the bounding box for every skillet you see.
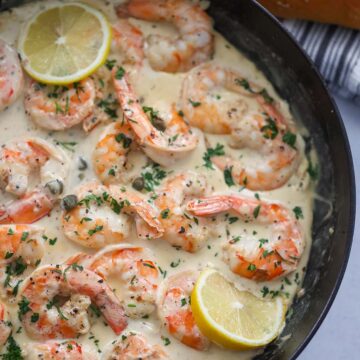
[0,0,356,359]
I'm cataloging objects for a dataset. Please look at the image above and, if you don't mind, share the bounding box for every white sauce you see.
[0,0,316,358]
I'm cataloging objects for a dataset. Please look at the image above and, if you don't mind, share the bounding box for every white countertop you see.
[300,96,360,359]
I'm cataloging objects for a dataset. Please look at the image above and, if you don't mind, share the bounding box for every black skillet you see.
[0,0,356,359]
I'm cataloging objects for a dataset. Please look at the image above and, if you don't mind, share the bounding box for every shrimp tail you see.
[186,196,234,216]
[0,190,54,224]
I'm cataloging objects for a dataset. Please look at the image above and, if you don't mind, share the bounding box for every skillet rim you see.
[245,1,356,358]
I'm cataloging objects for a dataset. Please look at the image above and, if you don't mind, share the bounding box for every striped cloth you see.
[283,20,360,104]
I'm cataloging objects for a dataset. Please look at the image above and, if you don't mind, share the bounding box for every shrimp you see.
[113,69,198,166]
[88,244,159,318]
[0,224,44,298]
[117,0,214,73]
[151,171,212,252]
[103,332,167,359]
[157,271,209,350]
[24,78,96,131]
[26,340,98,360]
[18,264,127,340]
[187,195,305,281]
[0,39,24,111]
[0,137,69,224]
[181,63,301,190]
[93,122,136,185]
[112,19,145,66]
[0,301,11,349]
[62,182,163,249]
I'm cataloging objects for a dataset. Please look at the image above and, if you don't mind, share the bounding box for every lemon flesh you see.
[18,2,111,85]
[191,269,285,350]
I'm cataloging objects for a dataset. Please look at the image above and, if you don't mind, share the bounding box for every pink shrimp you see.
[88,244,160,318]
[117,0,214,73]
[112,68,198,166]
[157,270,209,350]
[26,340,98,360]
[112,19,145,66]
[103,332,167,359]
[18,264,127,340]
[181,63,301,190]
[187,195,305,281]
[0,301,11,349]
[0,137,69,224]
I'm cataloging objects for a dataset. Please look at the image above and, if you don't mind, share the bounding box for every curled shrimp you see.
[0,39,24,111]
[26,340,98,360]
[87,244,159,318]
[150,171,213,252]
[18,264,127,340]
[181,63,301,190]
[0,301,11,349]
[157,270,209,350]
[93,122,136,185]
[62,182,163,249]
[187,195,305,281]
[0,224,44,298]
[103,331,167,359]
[24,78,96,131]
[0,137,69,224]
[113,69,198,166]
[117,0,214,73]
[112,19,145,66]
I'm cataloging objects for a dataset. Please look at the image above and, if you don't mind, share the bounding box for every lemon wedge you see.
[191,269,285,350]
[18,2,112,85]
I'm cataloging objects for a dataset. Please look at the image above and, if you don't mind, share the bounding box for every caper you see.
[152,117,166,132]
[78,157,88,171]
[60,194,78,212]
[132,177,145,191]
[45,180,64,195]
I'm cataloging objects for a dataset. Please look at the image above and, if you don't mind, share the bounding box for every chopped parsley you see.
[188,98,201,107]
[105,59,116,70]
[260,117,278,139]
[224,166,235,187]
[115,66,125,80]
[258,238,269,248]
[18,296,31,320]
[253,205,261,219]
[141,164,167,192]
[162,336,171,346]
[161,208,170,219]
[293,206,304,220]
[307,159,319,181]
[57,141,77,152]
[247,264,256,271]
[282,131,297,149]
[202,143,225,169]
[170,259,180,268]
[2,336,23,360]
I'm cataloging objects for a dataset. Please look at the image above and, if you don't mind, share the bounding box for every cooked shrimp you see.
[157,270,209,350]
[103,332,167,360]
[0,300,11,349]
[181,63,300,190]
[0,137,69,224]
[117,0,214,72]
[24,78,96,131]
[0,39,24,111]
[88,244,159,318]
[187,195,305,281]
[18,264,127,340]
[112,19,145,66]
[0,224,44,298]
[62,182,163,249]
[113,69,198,166]
[151,171,212,252]
[26,340,98,360]
[93,122,136,185]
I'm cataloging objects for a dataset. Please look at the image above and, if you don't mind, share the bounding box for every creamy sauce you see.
[0,0,316,358]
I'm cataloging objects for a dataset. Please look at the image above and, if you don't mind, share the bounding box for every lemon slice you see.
[18,2,112,85]
[191,269,285,350]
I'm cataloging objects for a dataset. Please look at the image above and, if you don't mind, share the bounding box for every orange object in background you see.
[258,0,360,29]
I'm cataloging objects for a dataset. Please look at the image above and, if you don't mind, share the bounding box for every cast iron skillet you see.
[0,0,356,359]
